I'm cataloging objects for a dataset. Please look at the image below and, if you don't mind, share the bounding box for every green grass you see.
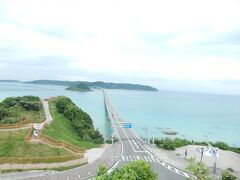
[15,106,45,123]
[43,100,98,149]
[0,130,70,159]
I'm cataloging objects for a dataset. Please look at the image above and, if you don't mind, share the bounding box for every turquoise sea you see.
[0,82,239,147]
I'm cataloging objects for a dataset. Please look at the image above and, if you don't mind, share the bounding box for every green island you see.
[43,96,103,148]
[24,80,158,91]
[66,83,92,92]
[0,96,44,124]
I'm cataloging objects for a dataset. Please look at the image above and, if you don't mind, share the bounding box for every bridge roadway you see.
[104,90,195,180]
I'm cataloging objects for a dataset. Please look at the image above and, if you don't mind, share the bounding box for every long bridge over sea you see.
[103,90,195,180]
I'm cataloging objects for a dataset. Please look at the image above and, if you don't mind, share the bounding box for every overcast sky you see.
[0,0,240,95]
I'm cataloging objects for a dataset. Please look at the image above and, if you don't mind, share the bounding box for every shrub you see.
[0,107,9,120]
[96,160,157,180]
[20,101,41,111]
[187,158,212,180]
[227,168,234,172]
[63,104,81,121]
[214,142,229,150]
[174,138,191,148]
[221,170,237,180]
[22,96,40,101]
[55,97,71,113]
[163,138,175,150]
[2,97,17,108]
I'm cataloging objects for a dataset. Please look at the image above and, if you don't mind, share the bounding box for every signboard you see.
[124,123,132,129]
[33,123,43,130]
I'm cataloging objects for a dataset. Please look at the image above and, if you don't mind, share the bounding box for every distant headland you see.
[0,79,158,91]
[25,80,158,91]
[0,80,20,83]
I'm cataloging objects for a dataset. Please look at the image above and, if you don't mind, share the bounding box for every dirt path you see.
[0,124,31,132]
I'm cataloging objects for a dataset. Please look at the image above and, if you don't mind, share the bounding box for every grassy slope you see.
[0,130,70,157]
[43,100,98,149]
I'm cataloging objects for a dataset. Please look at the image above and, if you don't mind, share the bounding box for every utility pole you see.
[200,147,204,162]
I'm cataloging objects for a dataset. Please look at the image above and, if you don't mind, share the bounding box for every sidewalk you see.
[146,144,240,178]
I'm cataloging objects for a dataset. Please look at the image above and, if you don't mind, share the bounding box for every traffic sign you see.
[123,123,132,129]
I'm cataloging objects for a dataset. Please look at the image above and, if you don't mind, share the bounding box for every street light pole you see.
[200,147,204,162]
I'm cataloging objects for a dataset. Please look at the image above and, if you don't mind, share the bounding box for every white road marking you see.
[183,172,189,178]
[122,156,125,161]
[107,160,120,174]
[136,156,140,160]
[156,158,161,163]
[129,156,133,161]
[131,139,139,149]
[126,156,129,161]
[143,156,149,162]
[147,156,152,162]
[151,156,156,162]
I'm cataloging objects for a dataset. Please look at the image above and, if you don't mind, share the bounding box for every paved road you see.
[41,100,53,124]
[1,143,121,180]
[104,90,195,180]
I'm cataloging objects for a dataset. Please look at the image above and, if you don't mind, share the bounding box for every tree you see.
[96,160,157,180]
[163,138,175,150]
[55,97,71,113]
[63,104,81,121]
[0,107,9,120]
[2,97,17,108]
[221,170,237,180]
[96,165,108,180]
[214,142,229,150]
[174,138,191,148]
[187,158,212,180]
